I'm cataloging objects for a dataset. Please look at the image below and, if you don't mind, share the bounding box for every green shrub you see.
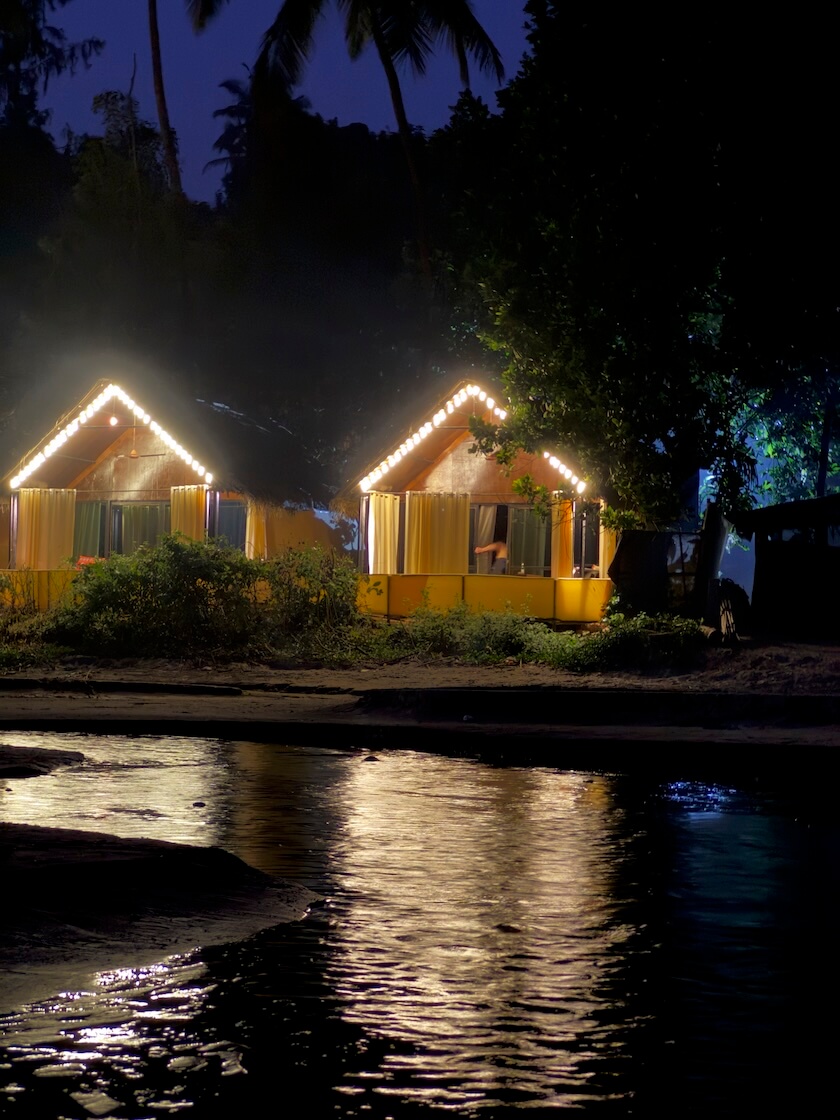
[261,545,362,637]
[45,535,265,658]
[400,597,473,658]
[8,536,704,673]
[44,537,372,662]
[395,600,704,673]
[523,612,704,672]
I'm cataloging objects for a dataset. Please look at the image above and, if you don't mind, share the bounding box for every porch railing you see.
[359,573,613,624]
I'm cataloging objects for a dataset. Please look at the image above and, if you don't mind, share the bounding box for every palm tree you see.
[148,0,183,194]
[187,1,504,275]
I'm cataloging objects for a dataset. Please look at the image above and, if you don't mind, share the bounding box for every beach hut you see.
[0,372,341,604]
[339,380,615,623]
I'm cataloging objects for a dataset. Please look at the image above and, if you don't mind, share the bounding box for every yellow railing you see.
[359,573,613,624]
[0,569,77,612]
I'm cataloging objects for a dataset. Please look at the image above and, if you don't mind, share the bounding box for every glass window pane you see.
[112,503,171,555]
[509,507,550,576]
[218,500,247,550]
[74,502,105,558]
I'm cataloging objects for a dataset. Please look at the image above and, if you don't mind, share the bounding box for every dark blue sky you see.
[41,1,530,202]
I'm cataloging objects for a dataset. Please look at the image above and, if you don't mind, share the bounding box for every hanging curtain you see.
[367,492,400,573]
[16,488,76,569]
[73,502,104,558]
[405,491,469,574]
[245,501,268,559]
[551,499,574,577]
[474,503,497,573]
[171,485,207,541]
[120,504,170,554]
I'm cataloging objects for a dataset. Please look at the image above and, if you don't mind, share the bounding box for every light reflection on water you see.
[0,732,831,1115]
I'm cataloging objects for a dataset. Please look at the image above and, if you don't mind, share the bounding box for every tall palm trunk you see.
[148,0,183,195]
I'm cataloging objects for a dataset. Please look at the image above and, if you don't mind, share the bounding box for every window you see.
[111,502,170,555]
[73,502,106,559]
[509,507,551,576]
[217,500,247,551]
[573,503,601,577]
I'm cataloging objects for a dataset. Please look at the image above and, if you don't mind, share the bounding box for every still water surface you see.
[0,733,833,1116]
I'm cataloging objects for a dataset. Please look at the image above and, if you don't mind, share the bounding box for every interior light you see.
[109,416,118,426]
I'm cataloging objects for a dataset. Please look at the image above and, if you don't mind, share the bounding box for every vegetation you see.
[2,4,839,550]
[187,0,503,275]
[0,539,704,674]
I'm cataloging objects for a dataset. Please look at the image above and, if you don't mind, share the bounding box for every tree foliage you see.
[189,0,503,275]
[0,0,102,126]
[435,5,759,523]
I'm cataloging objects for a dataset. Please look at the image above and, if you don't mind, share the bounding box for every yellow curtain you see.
[245,501,268,559]
[405,491,469,574]
[16,488,76,569]
[551,499,574,578]
[367,492,400,573]
[170,485,207,541]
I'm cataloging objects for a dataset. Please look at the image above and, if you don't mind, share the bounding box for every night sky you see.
[40,1,530,202]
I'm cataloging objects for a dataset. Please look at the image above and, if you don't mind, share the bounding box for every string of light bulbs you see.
[10,384,214,489]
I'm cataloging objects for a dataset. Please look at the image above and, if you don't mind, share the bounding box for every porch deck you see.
[359,573,613,624]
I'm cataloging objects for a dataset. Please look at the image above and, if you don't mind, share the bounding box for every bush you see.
[41,538,372,663]
[45,535,265,658]
[261,545,362,636]
[394,600,704,673]
[7,538,704,673]
[523,611,705,672]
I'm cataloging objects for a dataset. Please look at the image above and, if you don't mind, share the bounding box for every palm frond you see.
[376,6,434,76]
[186,0,232,32]
[257,0,330,88]
[420,0,505,86]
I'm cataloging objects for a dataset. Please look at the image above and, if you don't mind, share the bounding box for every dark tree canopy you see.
[434,3,840,521]
[0,0,102,126]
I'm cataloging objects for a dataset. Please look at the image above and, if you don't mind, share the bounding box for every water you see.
[0,733,834,1116]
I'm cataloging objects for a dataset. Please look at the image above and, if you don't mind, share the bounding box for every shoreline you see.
[2,646,839,1013]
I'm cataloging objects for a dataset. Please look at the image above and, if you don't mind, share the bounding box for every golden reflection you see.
[0,733,230,848]
[326,754,634,1106]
